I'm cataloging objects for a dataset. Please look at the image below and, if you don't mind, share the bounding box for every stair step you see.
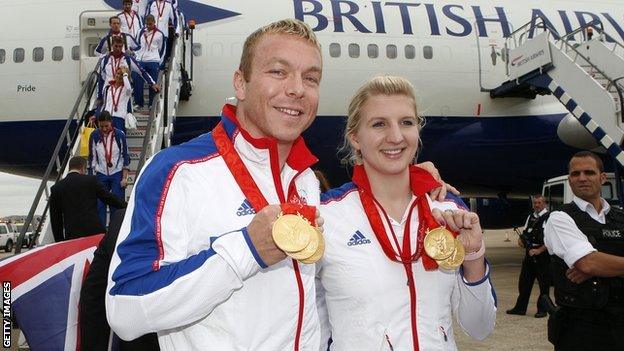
[126,126,147,138]
[128,147,142,160]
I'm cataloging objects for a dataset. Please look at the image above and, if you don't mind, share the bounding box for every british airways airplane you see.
[1,0,623,215]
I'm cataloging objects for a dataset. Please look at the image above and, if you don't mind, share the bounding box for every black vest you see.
[551,202,624,312]
[522,211,549,247]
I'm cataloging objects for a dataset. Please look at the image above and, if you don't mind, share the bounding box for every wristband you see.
[464,239,485,261]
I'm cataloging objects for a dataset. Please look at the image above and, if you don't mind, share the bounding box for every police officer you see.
[544,151,624,351]
[507,195,551,318]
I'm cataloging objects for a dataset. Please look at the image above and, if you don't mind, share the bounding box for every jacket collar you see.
[352,164,440,197]
[219,104,317,172]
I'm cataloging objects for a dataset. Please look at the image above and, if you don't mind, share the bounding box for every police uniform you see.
[509,208,551,315]
[544,196,624,350]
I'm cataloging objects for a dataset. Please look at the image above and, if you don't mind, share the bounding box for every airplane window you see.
[329,43,341,58]
[367,44,378,58]
[72,46,80,60]
[13,48,25,63]
[33,47,44,62]
[423,46,433,60]
[0,49,5,64]
[405,45,415,59]
[52,46,63,61]
[192,43,202,57]
[348,43,360,58]
[386,45,397,59]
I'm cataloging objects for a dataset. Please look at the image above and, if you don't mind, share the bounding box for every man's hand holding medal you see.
[247,204,324,266]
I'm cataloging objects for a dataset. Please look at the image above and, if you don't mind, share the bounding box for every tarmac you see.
[455,229,551,350]
[2,229,553,351]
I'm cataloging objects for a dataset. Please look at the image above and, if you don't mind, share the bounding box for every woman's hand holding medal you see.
[431,208,486,280]
[432,208,483,253]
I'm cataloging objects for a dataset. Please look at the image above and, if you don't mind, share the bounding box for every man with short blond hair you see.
[106,19,325,350]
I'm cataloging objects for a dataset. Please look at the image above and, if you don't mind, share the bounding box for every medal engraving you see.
[300,228,325,264]
[272,213,312,253]
[436,238,465,270]
[424,227,456,260]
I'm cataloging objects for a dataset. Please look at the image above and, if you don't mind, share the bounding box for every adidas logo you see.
[347,231,371,246]
[236,199,256,216]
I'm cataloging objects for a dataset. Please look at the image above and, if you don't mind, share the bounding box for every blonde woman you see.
[318,76,496,350]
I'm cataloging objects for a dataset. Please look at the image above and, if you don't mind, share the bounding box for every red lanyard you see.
[123,11,136,32]
[109,56,122,78]
[352,165,442,270]
[144,30,157,50]
[110,85,124,112]
[156,0,165,18]
[212,122,301,211]
[101,131,115,170]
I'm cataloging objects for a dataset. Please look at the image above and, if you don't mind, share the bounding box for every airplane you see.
[1,0,624,228]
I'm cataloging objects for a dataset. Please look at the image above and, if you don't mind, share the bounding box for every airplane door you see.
[474,19,512,91]
[79,11,117,82]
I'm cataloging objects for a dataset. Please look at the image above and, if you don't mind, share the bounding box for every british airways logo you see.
[294,0,624,42]
[103,0,240,25]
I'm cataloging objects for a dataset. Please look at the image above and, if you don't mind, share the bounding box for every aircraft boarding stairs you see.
[491,17,624,167]
[14,12,194,253]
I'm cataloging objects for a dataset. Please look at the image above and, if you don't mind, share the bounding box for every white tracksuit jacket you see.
[106,104,322,350]
[318,183,497,351]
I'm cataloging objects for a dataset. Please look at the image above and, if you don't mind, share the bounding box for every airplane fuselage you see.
[1,0,623,198]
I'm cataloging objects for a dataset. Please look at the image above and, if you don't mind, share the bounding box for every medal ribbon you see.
[101,131,115,173]
[156,0,165,18]
[212,122,315,222]
[352,165,443,270]
[124,11,136,32]
[212,120,313,351]
[144,29,157,51]
[109,56,122,78]
[110,85,123,112]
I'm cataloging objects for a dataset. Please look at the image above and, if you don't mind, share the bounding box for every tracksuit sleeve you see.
[95,36,108,55]
[121,134,130,168]
[129,55,154,85]
[106,162,265,340]
[88,132,96,173]
[158,31,166,64]
[128,34,140,51]
[452,260,497,340]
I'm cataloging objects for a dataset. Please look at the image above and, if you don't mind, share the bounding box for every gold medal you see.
[272,213,311,253]
[424,227,456,260]
[287,224,321,260]
[436,238,465,270]
[300,228,325,264]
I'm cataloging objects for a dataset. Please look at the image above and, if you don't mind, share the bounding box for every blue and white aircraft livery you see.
[1,0,623,199]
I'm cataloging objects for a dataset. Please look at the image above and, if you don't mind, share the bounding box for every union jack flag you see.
[0,235,103,351]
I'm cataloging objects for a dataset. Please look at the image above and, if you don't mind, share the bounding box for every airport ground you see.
[1,229,552,350]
